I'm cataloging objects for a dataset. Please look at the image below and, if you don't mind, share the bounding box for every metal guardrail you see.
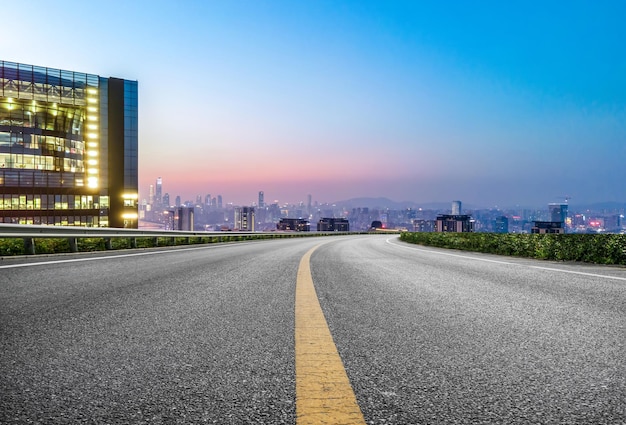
[0,223,261,238]
[0,223,365,255]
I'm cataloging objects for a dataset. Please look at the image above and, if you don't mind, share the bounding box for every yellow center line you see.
[295,244,366,425]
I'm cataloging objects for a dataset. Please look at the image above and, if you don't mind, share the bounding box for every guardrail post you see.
[153,237,159,247]
[130,238,137,249]
[69,237,78,253]
[23,238,36,255]
[104,238,112,250]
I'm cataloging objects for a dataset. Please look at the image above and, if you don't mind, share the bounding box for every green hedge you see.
[0,232,359,256]
[399,232,626,265]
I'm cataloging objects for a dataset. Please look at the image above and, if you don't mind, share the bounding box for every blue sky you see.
[2,1,625,207]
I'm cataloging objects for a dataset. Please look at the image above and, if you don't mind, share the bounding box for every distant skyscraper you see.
[175,195,181,208]
[234,206,255,231]
[495,216,509,233]
[259,191,265,208]
[155,177,163,207]
[149,184,155,205]
[174,207,194,231]
[205,194,211,206]
[549,203,568,224]
[217,195,223,209]
[452,200,462,215]
[163,193,170,207]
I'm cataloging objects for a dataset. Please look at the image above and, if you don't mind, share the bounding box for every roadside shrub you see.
[110,238,131,249]
[77,238,106,252]
[34,238,71,254]
[0,238,25,256]
[400,232,626,265]
[0,231,367,256]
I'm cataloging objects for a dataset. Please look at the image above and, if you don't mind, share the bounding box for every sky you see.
[2,1,625,208]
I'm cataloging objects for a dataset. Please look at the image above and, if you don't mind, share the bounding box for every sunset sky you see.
[2,1,625,207]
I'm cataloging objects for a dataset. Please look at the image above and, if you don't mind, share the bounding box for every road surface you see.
[1,235,624,423]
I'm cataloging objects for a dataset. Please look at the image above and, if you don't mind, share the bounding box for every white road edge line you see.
[0,242,252,270]
[385,237,626,282]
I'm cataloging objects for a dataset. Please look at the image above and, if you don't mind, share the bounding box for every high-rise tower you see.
[549,203,568,224]
[155,177,163,207]
[452,200,462,215]
[0,60,138,227]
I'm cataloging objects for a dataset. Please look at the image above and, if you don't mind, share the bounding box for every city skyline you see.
[142,174,626,212]
[140,173,625,234]
[3,1,625,207]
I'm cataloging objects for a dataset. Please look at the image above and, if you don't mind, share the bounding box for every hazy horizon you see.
[3,1,624,208]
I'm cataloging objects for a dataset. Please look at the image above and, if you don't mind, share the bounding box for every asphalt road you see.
[1,235,624,424]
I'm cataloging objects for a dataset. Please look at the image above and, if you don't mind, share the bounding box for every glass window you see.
[0,103,10,125]
[10,105,24,127]
[0,131,9,144]
[5,171,18,185]
[48,173,60,187]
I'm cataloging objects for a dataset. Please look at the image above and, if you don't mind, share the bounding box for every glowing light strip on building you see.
[85,87,99,188]
[122,193,139,222]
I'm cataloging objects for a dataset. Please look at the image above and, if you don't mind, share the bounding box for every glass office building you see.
[0,61,138,228]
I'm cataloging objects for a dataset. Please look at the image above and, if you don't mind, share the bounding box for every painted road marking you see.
[295,245,366,425]
[386,237,626,282]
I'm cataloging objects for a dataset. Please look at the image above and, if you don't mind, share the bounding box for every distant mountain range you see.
[329,197,626,212]
[330,197,470,211]
[574,202,626,212]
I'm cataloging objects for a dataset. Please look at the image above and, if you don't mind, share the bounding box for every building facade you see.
[531,221,564,234]
[277,218,310,231]
[549,203,568,224]
[234,206,255,231]
[0,61,138,227]
[494,216,509,233]
[435,214,474,232]
[174,207,194,231]
[317,217,349,232]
